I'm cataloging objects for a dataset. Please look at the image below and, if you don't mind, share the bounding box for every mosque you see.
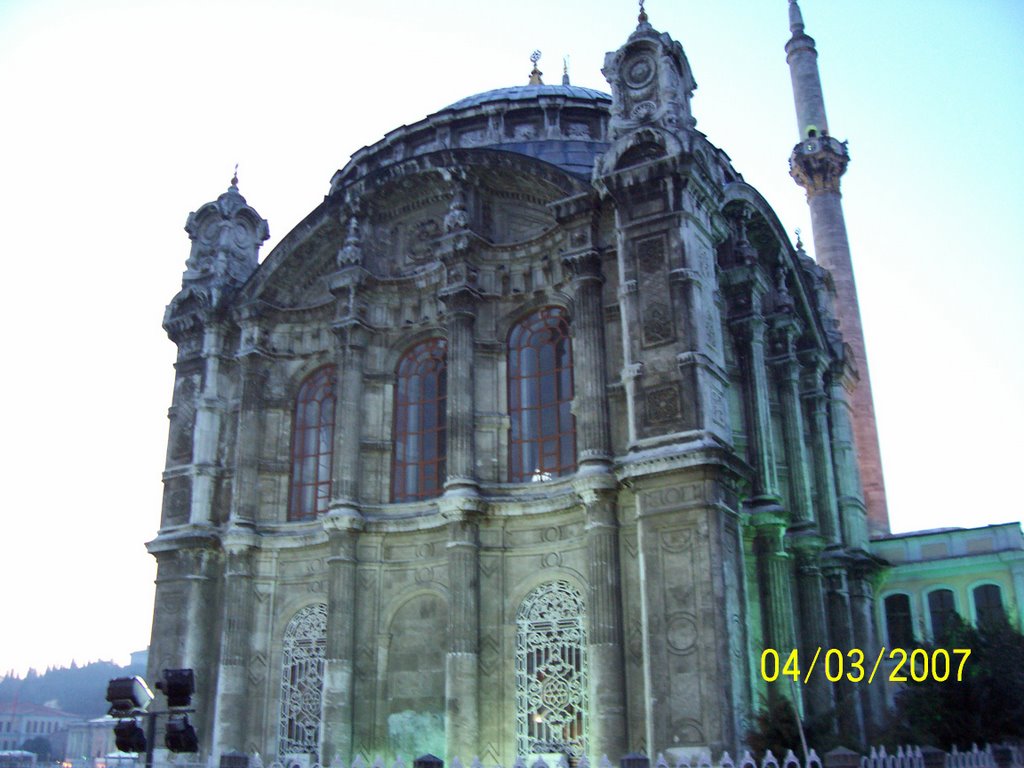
[145,2,1023,764]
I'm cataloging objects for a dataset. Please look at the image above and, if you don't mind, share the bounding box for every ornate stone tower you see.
[786,0,890,535]
[153,175,270,753]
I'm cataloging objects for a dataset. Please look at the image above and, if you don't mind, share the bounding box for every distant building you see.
[0,702,78,753]
[63,719,132,768]
[872,522,1024,643]
[128,651,148,671]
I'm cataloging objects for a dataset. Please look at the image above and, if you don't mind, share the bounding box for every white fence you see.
[860,745,1022,768]
[147,744,1023,768]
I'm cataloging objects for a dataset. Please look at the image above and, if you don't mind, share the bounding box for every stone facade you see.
[147,9,880,766]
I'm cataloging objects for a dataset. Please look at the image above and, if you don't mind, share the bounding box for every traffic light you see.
[106,677,154,717]
[155,668,195,708]
[113,720,147,753]
[164,715,199,753]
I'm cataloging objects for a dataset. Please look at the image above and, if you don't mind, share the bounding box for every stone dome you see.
[330,83,613,193]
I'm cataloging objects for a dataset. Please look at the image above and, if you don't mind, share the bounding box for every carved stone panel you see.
[635,235,676,348]
[644,384,682,427]
[162,476,191,527]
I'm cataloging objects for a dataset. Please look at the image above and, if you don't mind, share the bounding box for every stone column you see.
[331,325,368,509]
[583,488,627,760]
[443,512,481,762]
[229,348,266,527]
[733,313,779,501]
[321,518,361,764]
[791,540,834,727]
[849,570,883,736]
[772,326,813,527]
[824,566,864,741]
[563,249,612,468]
[801,360,841,545]
[178,544,220,752]
[441,288,480,491]
[212,542,256,755]
[828,370,867,549]
[753,520,797,688]
[191,324,226,524]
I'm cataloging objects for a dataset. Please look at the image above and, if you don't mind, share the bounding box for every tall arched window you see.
[927,588,958,640]
[973,584,1005,628]
[883,593,915,647]
[278,604,327,758]
[392,338,447,501]
[515,580,587,759]
[508,307,576,482]
[289,366,336,520]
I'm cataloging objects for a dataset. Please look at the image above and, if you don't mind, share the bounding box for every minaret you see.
[786,0,890,535]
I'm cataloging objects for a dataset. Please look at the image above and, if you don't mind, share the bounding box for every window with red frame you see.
[392,338,447,501]
[508,307,576,482]
[288,366,336,520]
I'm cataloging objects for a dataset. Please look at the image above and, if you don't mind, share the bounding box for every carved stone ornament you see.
[408,218,441,261]
[624,55,656,89]
[645,384,681,425]
[444,187,471,233]
[182,180,269,299]
[337,217,364,267]
[637,236,665,273]
[642,301,673,345]
[630,100,658,122]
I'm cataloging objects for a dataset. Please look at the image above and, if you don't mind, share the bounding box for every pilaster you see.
[752,516,797,694]
[562,244,612,469]
[440,287,481,492]
[440,507,482,763]
[789,536,834,728]
[191,324,228,525]
[770,327,812,530]
[212,540,257,755]
[828,367,868,549]
[801,357,842,545]
[320,515,362,764]
[823,564,865,742]
[229,313,267,527]
[581,487,627,760]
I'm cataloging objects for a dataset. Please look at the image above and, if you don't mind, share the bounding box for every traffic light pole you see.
[144,712,157,768]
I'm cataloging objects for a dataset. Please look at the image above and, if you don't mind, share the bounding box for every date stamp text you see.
[760,647,971,684]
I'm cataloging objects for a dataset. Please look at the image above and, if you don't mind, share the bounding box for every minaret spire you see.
[786,1,890,536]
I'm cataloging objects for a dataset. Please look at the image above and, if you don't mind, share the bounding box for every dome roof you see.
[331,83,613,192]
[444,84,611,111]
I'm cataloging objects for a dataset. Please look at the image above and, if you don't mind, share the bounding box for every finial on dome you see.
[562,56,570,86]
[231,163,239,189]
[795,228,804,250]
[638,0,649,25]
[528,50,543,85]
[789,0,805,35]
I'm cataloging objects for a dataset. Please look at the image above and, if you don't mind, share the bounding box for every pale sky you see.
[0,0,1021,677]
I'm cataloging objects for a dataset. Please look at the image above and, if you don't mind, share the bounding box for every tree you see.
[891,614,1024,748]
[21,736,53,761]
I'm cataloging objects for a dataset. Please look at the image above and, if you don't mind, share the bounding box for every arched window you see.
[515,580,587,759]
[278,604,327,758]
[289,367,336,520]
[927,588,958,640]
[883,593,915,647]
[973,584,1005,628]
[392,338,447,501]
[508,307,576,483]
